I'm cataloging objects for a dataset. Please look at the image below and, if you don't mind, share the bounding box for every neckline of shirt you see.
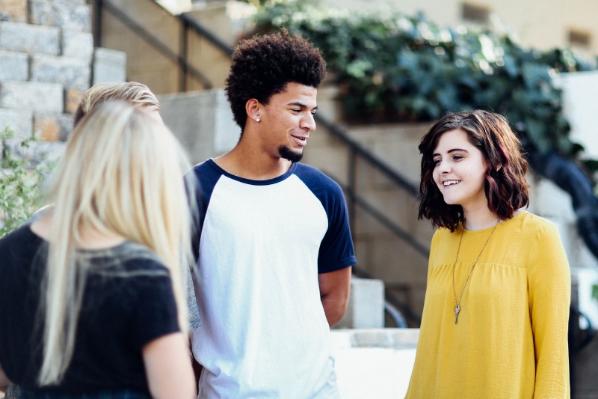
[207,158,298,186]
[25,224,134,256]
[461,209,528,235]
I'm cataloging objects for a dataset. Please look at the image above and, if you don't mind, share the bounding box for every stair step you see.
[0,21,59,55]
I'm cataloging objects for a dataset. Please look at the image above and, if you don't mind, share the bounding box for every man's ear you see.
[245,99,262,123]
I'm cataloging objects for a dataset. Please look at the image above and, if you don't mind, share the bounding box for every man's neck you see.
[215,139,292,180]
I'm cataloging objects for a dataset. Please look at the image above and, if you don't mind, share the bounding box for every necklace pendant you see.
[454,304,461,324]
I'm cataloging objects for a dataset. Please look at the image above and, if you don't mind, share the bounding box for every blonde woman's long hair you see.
[73,82,160,125]
[39,101,194,385]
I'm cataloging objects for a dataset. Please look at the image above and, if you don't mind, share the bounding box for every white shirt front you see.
[190,160,356,398]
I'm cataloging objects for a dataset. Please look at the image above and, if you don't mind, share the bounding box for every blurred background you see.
[1,0,598,397]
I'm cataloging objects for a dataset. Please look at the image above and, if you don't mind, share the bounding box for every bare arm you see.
[189,332,203,386]
[318,267,352,327]
[143,332,196,399]
[0,366,10,393]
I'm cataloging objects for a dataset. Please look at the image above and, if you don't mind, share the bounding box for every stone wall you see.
[0,0,126,156]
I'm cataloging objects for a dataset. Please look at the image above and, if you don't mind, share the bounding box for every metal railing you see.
[316,115,429,258]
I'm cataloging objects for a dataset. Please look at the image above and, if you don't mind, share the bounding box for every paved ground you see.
[331,329,418,398]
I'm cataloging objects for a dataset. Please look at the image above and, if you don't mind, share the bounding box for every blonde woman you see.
[0,102,196,398]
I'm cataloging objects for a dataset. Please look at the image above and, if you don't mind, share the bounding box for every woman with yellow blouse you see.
[406,110,571,398]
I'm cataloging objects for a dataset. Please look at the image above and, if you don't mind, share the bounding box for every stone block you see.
[0,50,28,81]
[33,113,73,141]
[62,30,93,61]
[0,0,28,23]
[337,277,385,329]
[65,88,84,115]
[30,0,90,32]
[93,47,127,84]
[32,55,90,90]
[0,22,60,55]
[0,108,33,140]
[0,81,63,113]
[6,139,65,166]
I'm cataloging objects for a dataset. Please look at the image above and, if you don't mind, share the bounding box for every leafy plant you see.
[0,128,51,237]
[252,1,598,169]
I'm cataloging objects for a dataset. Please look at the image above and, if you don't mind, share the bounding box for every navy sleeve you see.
[317,180,357,273]
[130,266,180,350]
[188,160,223,264]
[294,164,357,273]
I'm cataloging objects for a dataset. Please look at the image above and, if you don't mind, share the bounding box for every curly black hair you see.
[225,31,326,129]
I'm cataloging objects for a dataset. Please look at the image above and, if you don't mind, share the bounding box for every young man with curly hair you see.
[189,32,356,398]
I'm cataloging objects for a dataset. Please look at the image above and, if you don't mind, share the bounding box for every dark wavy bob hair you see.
[225,31,326,130]
[418,110,529,231]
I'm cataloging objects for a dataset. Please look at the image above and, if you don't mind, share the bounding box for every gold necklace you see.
[451,221,499,324]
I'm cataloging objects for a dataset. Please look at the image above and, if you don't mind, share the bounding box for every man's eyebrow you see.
[288,102,318,111]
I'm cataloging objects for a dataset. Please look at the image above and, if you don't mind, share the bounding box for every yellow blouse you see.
[406,211,571,399]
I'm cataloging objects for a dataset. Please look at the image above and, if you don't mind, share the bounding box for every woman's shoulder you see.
[496,211,564,258]
[505,210,558,238]
[0,224,44,264]
[431,226,459,242]
[0,223,40,246]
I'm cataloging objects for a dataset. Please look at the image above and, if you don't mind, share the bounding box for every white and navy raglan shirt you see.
[189,159,357,399]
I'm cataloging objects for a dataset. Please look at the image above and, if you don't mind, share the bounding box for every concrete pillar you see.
[337,277,385,329]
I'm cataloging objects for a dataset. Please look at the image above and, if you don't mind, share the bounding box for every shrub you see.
[0,128,51,237]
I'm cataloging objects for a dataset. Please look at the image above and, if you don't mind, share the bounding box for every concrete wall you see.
[319,0,598,56]
[337,277,385,329]
[560,71,598,159]
[98,0,182,94]
[186,1,254,46]
[159,89,239,164]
